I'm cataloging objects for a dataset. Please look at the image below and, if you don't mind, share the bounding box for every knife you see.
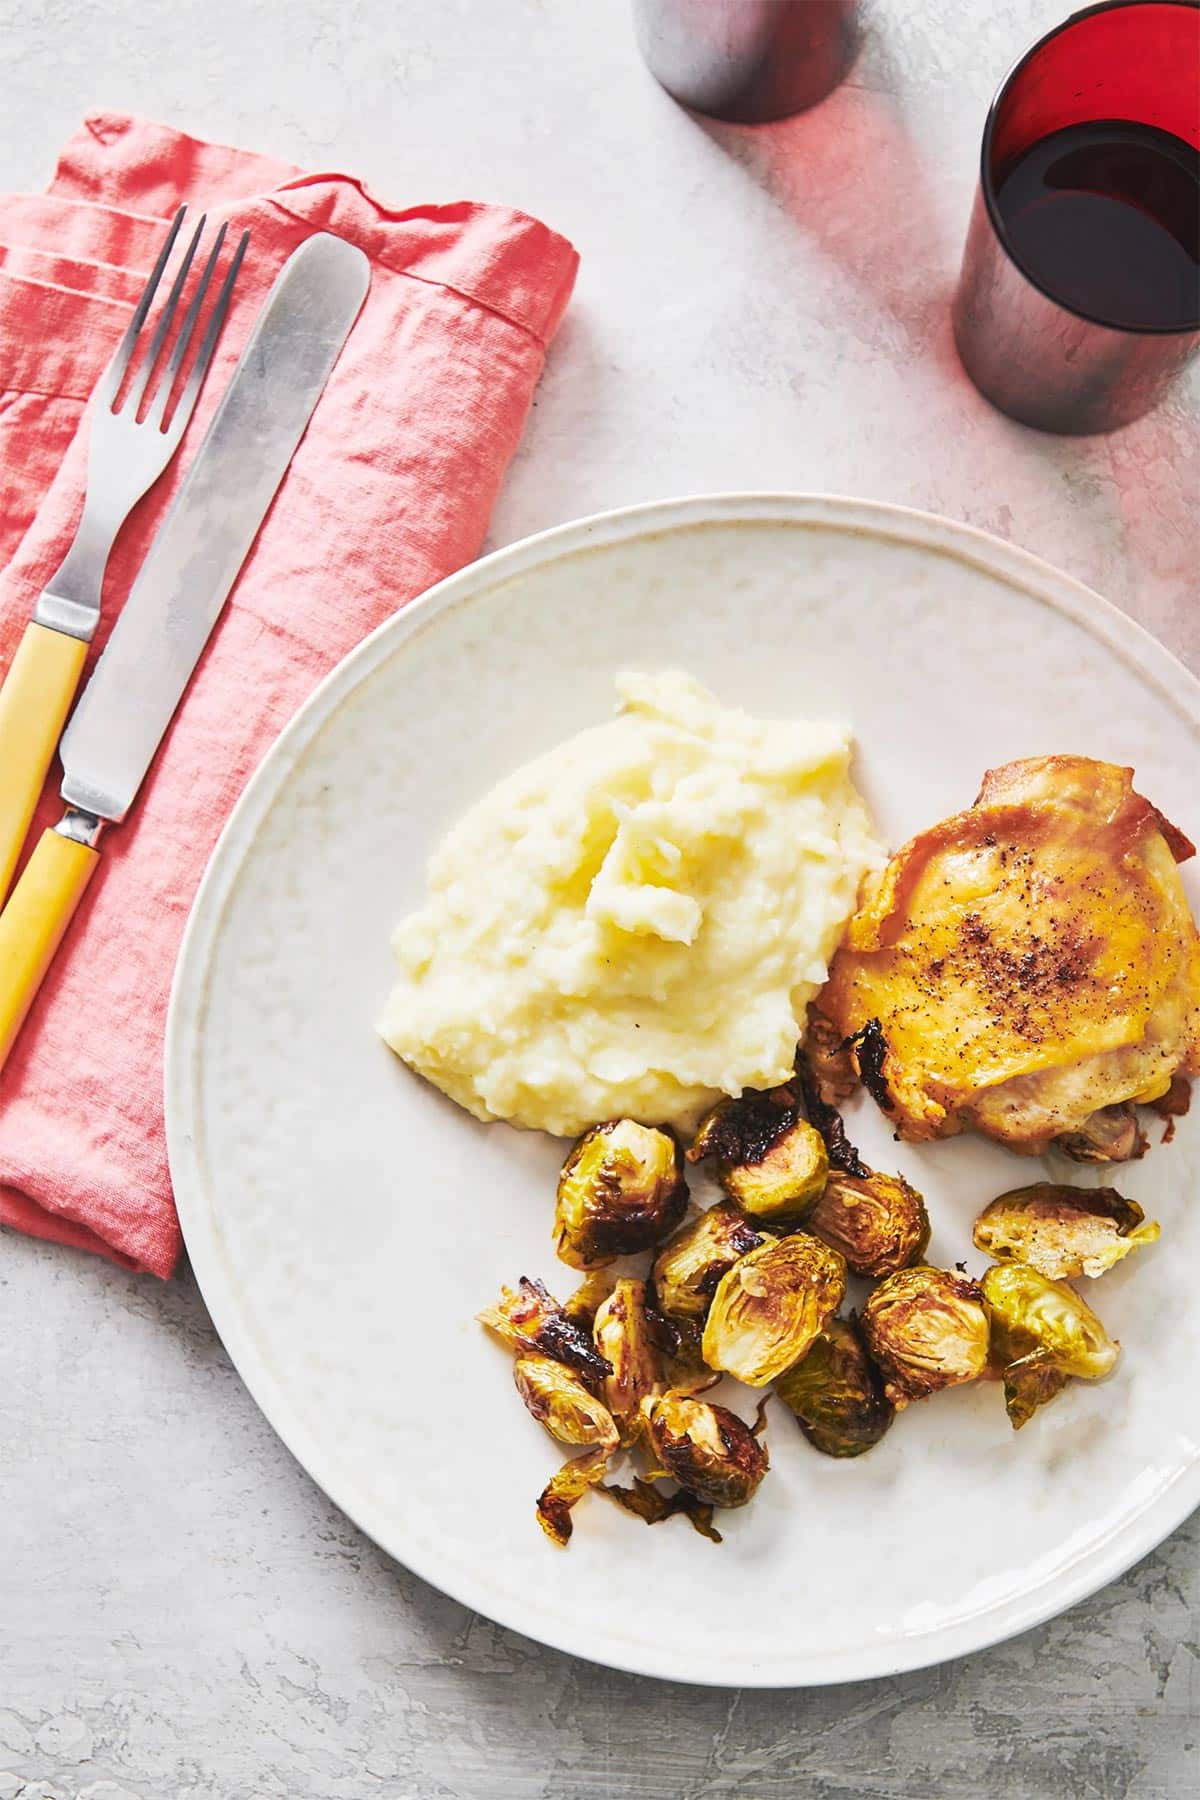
[0,232,370,1073]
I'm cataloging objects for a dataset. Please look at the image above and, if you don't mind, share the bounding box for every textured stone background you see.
[0,0,1197,1795]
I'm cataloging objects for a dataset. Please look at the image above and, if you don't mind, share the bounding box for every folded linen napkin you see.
[0,113,578,1276]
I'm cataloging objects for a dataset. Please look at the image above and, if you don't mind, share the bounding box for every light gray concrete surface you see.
[1,0,1197,1795]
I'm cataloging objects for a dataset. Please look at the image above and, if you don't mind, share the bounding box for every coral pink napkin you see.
[0,113,578,1276]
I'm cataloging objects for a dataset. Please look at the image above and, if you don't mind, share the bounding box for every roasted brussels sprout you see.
[554,1119,688,1269]
[861,1265,989,1408]
[702,1233,846,1387]
[593,1279,663,1439]
[650,1201,766,1324]
[537,1447,612,1546]
[513,1354,620,1451]
[775,1315,894,1457]
[973,1183,1159,1281]
[688,1086,828,1220]
[982,1261,1119,1430]
[643,1392,768,1508]
[806,1170,931,1279]
[478,1276,612,1391]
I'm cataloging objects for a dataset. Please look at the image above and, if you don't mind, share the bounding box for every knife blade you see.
[0,230,369,1074]
[61,231,370,824]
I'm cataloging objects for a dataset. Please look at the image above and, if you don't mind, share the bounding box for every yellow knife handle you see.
[0,827,99,1074]
[0,622,89,903]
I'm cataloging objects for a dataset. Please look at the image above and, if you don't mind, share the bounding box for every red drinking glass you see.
[953,1,1200,434]
[633,0,859,124]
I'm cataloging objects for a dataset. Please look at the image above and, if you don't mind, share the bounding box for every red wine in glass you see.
[993,119,1199,333]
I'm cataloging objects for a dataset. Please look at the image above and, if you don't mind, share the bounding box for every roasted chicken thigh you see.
[820,757,1200,1159]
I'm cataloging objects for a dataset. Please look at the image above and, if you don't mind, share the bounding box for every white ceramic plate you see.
[166,495,1200,1687]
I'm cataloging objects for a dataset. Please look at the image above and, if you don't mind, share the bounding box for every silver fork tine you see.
[160,229,250,437]
[147,221,228,432]
[123,211,207,418]
[94,205,187,412]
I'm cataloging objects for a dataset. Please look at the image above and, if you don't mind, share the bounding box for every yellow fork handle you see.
[0,622,89,904]
[0,827,98,1073]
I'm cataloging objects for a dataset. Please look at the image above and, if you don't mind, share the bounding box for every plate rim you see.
[165,491,1200,1687]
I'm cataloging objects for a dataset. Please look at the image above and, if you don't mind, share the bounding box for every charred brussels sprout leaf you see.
[593,1279,663,1439]
[775,1315,894,1457]
[846,1019,894,1115]
[795,1064,870,1179]
[861,1265,989,1408]
[536,1447,613,1546]
[478,1275,611,1391]
[999,1355,1072,1432]
[982,1261,1119,1430]
[554,1120,688,1269]
[599,1474,722,1543]
[702,1233,846,1387]
[644,1392,768,1508]
[689,1086,828,1220]
[973,1183,1159,1281]
[807,1170,931,1279]
[650,1201,766,1324]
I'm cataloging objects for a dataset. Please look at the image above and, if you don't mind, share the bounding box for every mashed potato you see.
[379,672,882,1137]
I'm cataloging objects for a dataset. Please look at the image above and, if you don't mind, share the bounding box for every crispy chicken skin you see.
[819,757,1200,1159]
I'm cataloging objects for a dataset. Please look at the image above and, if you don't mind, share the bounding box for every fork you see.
[0,205,246,903]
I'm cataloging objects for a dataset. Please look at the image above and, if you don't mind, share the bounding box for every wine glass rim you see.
[979,0,1200,338]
